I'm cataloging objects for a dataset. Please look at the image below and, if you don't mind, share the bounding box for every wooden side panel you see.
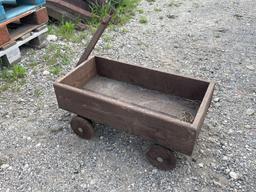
[54,83,197,155]
[58,57,97,88]
[95,57,209,101]
[193,82,215,135]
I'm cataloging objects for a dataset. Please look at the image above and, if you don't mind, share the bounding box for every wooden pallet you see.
[0,6,48,47]
[0,0,45,22]
[0,24,48,66]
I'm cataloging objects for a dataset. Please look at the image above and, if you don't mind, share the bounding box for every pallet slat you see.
[0,25,48,65]
[0,7,48,47]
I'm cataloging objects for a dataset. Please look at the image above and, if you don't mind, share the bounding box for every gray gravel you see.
[1,0,256,191]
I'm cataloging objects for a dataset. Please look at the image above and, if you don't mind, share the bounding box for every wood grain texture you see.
[95,57,209,101]
[54,57,214,155]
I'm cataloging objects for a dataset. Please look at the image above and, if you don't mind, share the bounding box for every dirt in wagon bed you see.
[83,75,200,123]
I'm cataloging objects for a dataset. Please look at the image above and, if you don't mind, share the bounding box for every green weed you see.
[137,9,144,14]
[48,22,88,43]
[1,65,27,82]
[89,0,141,27]
[139,16,148,24]
[169,0,182,7]
[34,89,43,97]
[49,65,61,75]
[58,21,75,39]
[44,44,71,66]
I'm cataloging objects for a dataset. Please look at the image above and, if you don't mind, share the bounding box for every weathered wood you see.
[54,56,215,155]
[95,56,209,101]
[193,82,215,135]
[0,25,48,65]
[0,26,11,46]
[21,7,49,25]
[77,15,112,66]
[0,7,48,47]
[47,0,92,19]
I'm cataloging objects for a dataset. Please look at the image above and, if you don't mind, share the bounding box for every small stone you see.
[1,164,9,169]
[214,97,220,102]
[246,108,255,116]
[27,137,32,140]
[229,171,239,180]
[36,143,41,147]
[47,35,58,42]
[100,136,104,140]
[81,184,87,189]
[246,65,255,70]
[225,168,230,174]
[244,125,251,129]
[24,164,29,169]
[43,70,50,75]
[90,179,97,185]
[213,180,222,187]
[198,163,204,168]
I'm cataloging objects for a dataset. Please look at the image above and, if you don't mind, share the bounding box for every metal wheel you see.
[70,116,95,140]
[146,144,176,170]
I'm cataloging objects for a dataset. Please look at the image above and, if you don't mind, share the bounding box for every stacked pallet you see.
[0,0,49,65]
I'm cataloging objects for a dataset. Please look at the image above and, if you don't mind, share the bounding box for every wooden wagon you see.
[54,15,215,170]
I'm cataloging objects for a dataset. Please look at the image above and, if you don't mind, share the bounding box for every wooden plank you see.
[59,57,97,88]
[193,82,215,134]
[0,9,34,27]
[20,7,48,25]
[54,82,197,155]
[0,26,47,65]
[77,15,112,65]
[47,0,92,18]
[9,23,38,39]
[95,56,210,101]
[0,7,48,47]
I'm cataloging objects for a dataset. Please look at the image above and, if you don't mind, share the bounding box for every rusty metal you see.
[53,14,215,170]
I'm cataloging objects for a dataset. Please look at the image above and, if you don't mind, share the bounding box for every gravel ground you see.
[0,0,256,191]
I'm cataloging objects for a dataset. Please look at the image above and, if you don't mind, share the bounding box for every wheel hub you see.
[78,127,83,133]
[156,157,164,163]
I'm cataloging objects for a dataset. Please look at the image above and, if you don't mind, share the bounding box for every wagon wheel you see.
[70,116,95,140]
[146,144,176,170]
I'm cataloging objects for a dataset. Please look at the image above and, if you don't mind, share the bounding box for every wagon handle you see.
[76,12,113,66]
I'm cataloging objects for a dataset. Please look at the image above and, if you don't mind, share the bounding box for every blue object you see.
[0,0,45,23]
[0,4,6,21]
[17,0,45,5]
[1,0,17,5]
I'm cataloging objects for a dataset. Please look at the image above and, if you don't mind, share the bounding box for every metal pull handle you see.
[76,13,113,66]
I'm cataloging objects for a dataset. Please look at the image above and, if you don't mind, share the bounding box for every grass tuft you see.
[0,65,27,93]
[1,65,27,82]
[89,0,141,27]
[139,16,148,24]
